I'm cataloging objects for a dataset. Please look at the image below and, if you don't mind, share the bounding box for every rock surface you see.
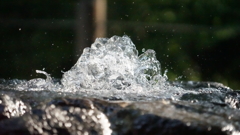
[0,81,240,135]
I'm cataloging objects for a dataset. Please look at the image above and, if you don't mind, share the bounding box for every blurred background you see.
[0,0,240,89]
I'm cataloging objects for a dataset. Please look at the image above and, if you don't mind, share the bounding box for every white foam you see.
[61,35,167,90]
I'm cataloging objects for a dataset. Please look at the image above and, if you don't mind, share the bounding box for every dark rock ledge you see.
[1,81,240,135]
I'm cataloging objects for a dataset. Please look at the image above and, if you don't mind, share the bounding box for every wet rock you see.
[0,95,240,135]
[48,98,95,109]
[170,81,231,90]
[173,81,240,110]
[109,100,235,135]
[132,114,224,135]
[0,98,112,135]
[0,94,30,121]
[1,81,240,134]
[225,90,240,109]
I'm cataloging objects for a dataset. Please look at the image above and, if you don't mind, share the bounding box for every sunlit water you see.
[0,35,230,101]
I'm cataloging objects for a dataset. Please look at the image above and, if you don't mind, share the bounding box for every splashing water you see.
[1,35,228,101]
[1,36,239,135]
[0,35,208,100]
[61,35,167,90]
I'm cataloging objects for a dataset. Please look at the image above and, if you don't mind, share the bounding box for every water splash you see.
[0,35,232,101]
[0,70,61,91]
[1,36,239,134]
[0,35,179,100]
[61,35,167,90]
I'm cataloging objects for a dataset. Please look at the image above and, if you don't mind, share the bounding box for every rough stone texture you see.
[1,81,240,135]
[0,94,30,121]
[0,98,112,135]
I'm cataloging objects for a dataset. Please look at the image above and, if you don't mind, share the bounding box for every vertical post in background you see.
[75,0,94,59]
[94,0,107,39]
[75,0,107,60]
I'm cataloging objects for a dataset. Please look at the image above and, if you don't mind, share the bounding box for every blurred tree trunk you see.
[94,0,107,39]
[75,0,107,60]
